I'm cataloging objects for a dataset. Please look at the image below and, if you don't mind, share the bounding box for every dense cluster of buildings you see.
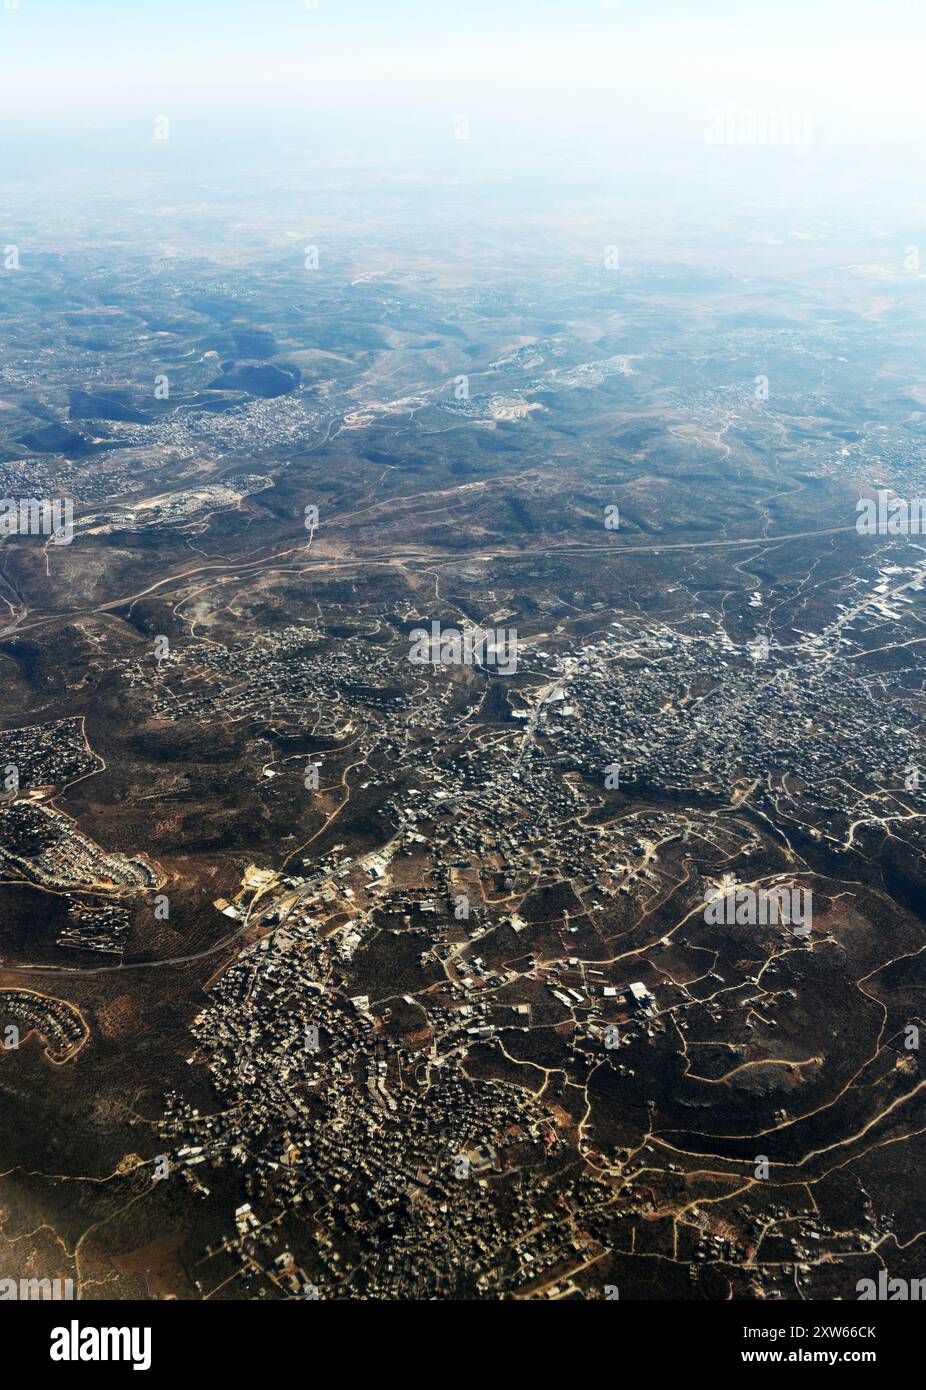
[0,801,158,893]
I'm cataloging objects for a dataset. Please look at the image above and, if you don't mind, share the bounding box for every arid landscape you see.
[1,0,925,1318]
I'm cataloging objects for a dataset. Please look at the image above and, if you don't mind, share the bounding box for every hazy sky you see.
[1,0,924,214]
[2,0,925,125]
